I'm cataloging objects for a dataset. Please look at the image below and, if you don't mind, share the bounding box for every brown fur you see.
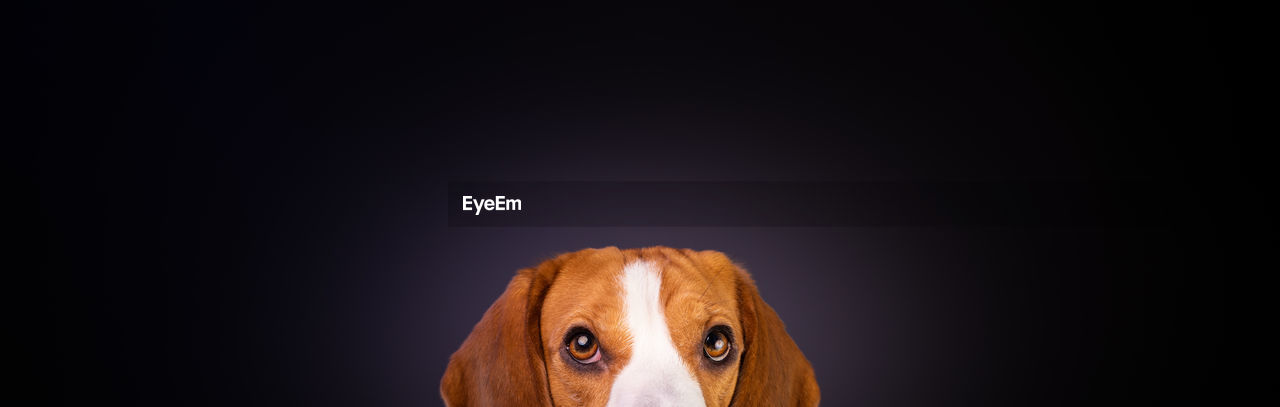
[441,246,819,406]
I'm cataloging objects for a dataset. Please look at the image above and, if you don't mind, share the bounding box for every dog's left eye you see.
[704,327,731,362]
[565,329,601,364]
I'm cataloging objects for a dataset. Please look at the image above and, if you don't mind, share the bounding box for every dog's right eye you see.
[565,330,601,364]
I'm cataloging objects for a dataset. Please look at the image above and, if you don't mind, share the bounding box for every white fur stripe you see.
[606,260,705,406]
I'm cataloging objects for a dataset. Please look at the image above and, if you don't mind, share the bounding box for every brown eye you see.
[566,330,601,363]
[704,328,731,361]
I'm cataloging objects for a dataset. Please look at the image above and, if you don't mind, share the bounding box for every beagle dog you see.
[441,246,819,406]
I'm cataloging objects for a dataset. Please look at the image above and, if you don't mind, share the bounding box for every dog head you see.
[441,246,819,406]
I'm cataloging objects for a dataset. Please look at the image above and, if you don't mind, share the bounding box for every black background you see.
[28,1,1246,406]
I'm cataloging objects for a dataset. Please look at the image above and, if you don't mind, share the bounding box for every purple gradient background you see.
[29,2,1241,406]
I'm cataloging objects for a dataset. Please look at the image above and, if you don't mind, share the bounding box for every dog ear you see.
[440,254,566,406]
[731,262,820,406]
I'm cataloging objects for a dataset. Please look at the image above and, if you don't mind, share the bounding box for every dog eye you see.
[565,330,601,364]
[704,328,731,362]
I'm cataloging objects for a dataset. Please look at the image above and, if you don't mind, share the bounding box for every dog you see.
[441,246,819,406]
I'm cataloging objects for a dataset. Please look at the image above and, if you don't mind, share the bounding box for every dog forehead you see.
[539,249,628,327]
[642,248,741,308]
[539,247,744,335]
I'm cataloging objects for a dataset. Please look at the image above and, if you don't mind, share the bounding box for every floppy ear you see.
[440,255,565,407]
[732,266,821,406]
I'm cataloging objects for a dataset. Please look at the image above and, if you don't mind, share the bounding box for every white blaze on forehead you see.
[607,260,706,406]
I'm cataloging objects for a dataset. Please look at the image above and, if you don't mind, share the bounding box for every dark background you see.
[28,1,1247,406]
